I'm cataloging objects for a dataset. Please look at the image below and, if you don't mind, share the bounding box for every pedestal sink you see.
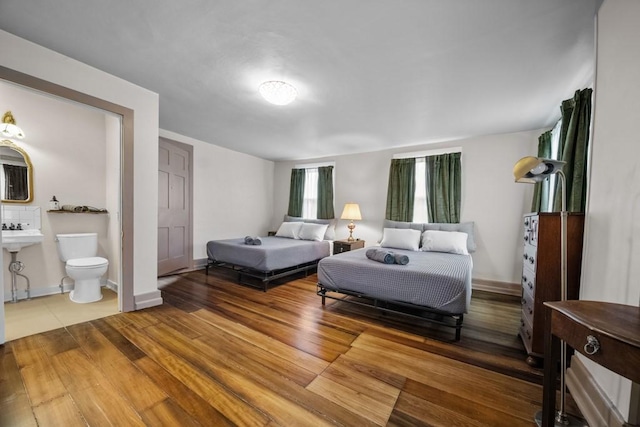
[2,229,44,302]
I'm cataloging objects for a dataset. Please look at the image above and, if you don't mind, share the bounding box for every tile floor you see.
[4,288,119,341]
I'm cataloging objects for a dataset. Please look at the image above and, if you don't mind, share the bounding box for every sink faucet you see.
[16,223,22,230]
[1,223,6,230]
[9,223,16,230]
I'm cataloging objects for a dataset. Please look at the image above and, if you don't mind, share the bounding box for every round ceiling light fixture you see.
[259,80,298,106]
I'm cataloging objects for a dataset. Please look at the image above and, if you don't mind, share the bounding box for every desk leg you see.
[541,307,560,427]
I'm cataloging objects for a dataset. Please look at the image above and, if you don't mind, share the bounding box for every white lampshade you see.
[513,156,565,183]
[340,203,362,221]
[259,80,298,106]
[1,111,25,139]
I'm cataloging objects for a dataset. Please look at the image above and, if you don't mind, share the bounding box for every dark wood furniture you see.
[333,239,365,255]
[519,212,584,366]
[542,301,640,427]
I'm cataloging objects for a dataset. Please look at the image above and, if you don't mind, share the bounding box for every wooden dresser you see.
[519,212,585,366]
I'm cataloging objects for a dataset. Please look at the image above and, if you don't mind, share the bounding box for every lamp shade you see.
[340,203,362,220]
[513,156,565,183]
[1,111,25,139]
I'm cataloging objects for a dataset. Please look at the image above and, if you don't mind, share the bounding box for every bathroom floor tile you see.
[4,289,119,342]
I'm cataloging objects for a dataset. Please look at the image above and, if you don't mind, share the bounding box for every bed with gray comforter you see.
[317,219,475,340]
[206,236,331,291]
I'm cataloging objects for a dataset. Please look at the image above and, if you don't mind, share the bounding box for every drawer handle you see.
[523,254,528,260]
[529,257,535,264]
[524,235,529,242]
[584,335,600,355]
[524,219,530,227]
[528,282,533,290]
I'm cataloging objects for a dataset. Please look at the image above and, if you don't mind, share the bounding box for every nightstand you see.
[333,239,365,255]
[267,231,277,236]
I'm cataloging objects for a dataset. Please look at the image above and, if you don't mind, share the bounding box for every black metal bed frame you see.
[317,283,464,341]
[206,258,319,292]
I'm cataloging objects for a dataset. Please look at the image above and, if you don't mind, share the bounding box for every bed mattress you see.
[207,236,331,272]
[317,247,473,314]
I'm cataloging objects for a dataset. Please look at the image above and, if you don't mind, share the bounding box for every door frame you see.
[0,65,135,315]
[158,137,194,275]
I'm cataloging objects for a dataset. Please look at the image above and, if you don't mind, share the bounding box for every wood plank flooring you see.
[1,269,583,426]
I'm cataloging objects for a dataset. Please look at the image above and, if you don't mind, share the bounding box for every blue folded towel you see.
[365,248,395,264]
[393,253,409,265]
[244,236,262,245]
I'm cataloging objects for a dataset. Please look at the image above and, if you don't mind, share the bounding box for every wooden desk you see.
[542,301,640,427]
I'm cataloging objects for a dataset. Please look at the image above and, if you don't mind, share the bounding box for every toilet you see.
[56,233,109,303]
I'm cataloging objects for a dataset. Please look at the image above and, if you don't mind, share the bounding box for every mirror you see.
[0,139,33,203]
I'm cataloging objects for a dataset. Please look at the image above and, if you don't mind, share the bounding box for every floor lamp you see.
[513,156,585,427]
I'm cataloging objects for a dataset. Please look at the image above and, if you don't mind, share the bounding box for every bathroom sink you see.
[2,229,44,252]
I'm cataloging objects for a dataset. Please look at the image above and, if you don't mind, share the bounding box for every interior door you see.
[158,138,192,276]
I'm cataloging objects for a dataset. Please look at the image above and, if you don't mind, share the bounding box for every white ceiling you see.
[0,0,596,161]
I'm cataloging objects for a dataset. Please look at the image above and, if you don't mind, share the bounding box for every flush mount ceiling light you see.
[259,80,298,106]
[0,111,25,139]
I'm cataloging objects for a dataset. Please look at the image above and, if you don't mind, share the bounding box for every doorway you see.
[0,65,134,344]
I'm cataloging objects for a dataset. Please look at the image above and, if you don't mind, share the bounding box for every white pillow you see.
[275,222,303,239]
[298,223,329,241]
[380,228,421,251]
[421,230,469,255]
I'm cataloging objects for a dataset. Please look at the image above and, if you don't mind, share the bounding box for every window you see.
[292,162,335,219]
[301,167,319,219]
[413,158,428,223]
[545,120,562,212]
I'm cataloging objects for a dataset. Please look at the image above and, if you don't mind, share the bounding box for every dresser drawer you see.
[521,267,535,295]
[522,244,537,272]
[519,315,534,354]
[521,288,535,324]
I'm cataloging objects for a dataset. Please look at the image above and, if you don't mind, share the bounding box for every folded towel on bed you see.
[393,253,410,265]
[365,248,395,264]
[365,248,409,265]
[244,236,263,245]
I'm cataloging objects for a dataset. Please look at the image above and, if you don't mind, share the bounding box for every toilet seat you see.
[67,257,109,269]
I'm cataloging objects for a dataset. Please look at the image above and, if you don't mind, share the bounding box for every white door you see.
[158,138,192,276]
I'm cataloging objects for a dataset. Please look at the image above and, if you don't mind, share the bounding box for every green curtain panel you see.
[287,168,305,217]
[426,152,461,223]
[553,88,592,212]
[317,166,335,219]
[385,158,415,221]
[531,130,553,212]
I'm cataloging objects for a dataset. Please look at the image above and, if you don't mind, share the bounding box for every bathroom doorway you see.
[0,66,135,343]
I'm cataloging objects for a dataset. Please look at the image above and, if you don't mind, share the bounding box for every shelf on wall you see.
[47,210,108,214]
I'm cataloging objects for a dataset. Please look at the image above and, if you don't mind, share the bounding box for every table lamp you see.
[340,203,362,242]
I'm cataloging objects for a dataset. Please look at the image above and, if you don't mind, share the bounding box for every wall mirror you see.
[0,139,33,203]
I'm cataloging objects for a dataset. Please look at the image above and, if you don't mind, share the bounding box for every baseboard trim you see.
[566,355,635,427]
[472,278,520,296]
[134,290,163,310]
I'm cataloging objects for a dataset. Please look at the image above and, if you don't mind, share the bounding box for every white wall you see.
[1,81,114,299]
[273,129,543,285]
[0,29,160,303]
[577,0,640,422]
[159,130,274,262]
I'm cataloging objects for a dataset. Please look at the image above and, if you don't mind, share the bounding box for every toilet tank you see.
[56,233,98,261]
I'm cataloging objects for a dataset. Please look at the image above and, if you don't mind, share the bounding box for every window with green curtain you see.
[385,158,415,221]
[553,88,592,213]
[287,168,305,217]
[317,166,335,219]
[425,152,461,223]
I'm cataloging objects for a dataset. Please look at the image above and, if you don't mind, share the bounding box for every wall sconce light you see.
[340,203,362,242]
[0,111,25,139]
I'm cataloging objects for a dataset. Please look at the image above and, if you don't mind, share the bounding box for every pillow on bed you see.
[423,222,476,252]
[298,223,329,241]
[276,221,303,239]
[284,215,336,240]
[421,230,469,255]
[380,228,421,251]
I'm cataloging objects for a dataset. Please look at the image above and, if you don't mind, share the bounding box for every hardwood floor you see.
[1,269,583,426]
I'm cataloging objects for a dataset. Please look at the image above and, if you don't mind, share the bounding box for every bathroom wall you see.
[1,81,116,300]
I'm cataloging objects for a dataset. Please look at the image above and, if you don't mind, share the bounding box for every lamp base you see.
[534,410,587,427]
[347,222,355,242]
